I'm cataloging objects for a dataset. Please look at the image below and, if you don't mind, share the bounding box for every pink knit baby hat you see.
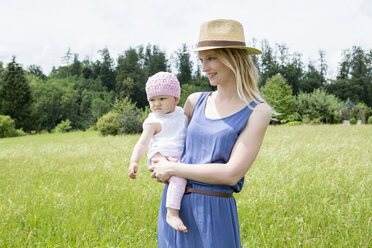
[145,72,181,100]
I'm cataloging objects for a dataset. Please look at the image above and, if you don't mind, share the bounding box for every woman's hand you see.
[148,157,178,183]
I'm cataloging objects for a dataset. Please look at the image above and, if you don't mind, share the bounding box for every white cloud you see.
[1,0,371,77]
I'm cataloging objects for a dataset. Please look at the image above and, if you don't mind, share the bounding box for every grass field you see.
[0,125,371,247]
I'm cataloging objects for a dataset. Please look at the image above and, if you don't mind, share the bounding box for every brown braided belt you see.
[184,184,233,198]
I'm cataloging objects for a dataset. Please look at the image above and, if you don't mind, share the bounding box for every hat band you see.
[198,40,246,48]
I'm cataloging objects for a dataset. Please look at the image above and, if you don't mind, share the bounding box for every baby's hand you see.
[128,162,138,179]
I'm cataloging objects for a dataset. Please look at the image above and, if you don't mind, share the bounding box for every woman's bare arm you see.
[150,103,271,186]
[183,92,202,122]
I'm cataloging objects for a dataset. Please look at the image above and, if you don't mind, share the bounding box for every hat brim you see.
[191,46,262,55]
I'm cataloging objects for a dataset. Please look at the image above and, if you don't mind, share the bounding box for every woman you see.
[150,19,272,248]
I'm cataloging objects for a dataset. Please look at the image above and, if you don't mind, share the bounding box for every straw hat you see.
[193,19,261,54]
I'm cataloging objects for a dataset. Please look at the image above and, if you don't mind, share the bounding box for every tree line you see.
[0,41,371,134]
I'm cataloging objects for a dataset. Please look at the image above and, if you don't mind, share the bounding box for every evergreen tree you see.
[250,38,260,71]
[98,48,116,91]
[0,62,3,114]
[327,46,372,106]
[70,53,82,77]
[81,57,94,79]
[60,48,73,77]
[0,57,33,131]
[82,65,93,79]
[79,89,94,127]
[62,48,73,67]
[175,44,193,85]
[145,45,168,77]
[299,62,323,93]
[349,46,372,106]
[0,61,4,77]
[259,40,280,87]
[280,53,304,95]
[261,74,295,123]
[337,51,351,80]
[142,44,152,68]
[276,43,289,67]
[91,60,101,80]
[350,46,368,79]
[28,64,47,80]
[116,47,146,107]
[319,50,328,84]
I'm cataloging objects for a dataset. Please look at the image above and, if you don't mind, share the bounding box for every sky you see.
[1,0,371,79]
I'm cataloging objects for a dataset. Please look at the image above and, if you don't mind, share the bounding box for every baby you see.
[128,72,188,232]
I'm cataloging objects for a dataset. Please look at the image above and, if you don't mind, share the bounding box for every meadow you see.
[0,125,370,247]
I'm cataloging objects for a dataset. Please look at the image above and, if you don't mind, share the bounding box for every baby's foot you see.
[166,208,188,232]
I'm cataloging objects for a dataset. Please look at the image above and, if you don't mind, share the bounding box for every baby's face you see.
[148,95,179,115]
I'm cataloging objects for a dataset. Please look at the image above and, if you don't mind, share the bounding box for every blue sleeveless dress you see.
[157,92,260,248]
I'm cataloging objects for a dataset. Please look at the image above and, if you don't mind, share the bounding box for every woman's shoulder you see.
[250,101,272,125]
[254,101,272,113]
[183,92,204,119]
[187,92,204,104]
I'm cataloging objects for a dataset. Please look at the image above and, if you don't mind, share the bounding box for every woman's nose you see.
[201,61,209,72]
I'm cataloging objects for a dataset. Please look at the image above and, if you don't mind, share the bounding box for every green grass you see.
[0,126,371,247]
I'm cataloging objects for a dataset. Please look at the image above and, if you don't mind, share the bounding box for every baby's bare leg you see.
[166,208,187,232]
[166,175,188,232]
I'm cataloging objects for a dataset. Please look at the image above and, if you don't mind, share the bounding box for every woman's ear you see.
[175,97,180,105]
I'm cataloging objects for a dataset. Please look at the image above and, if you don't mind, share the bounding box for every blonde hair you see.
[215,48,264,106]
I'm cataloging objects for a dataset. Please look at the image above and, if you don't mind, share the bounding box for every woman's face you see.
[198,50,235,87]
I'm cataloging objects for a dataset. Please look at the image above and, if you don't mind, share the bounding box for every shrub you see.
[96,112,120,136]
[53,119,72,133]
[139,106,151,124]
[0,115,18,138]
[285,121,302,126]
[357,102,369,124]
[296,89,342,124]
[16,128,26,136]
[368,116,372,124]
[281,112,301,124]
[87,125,98,131]
[112,97,147,134]
[349,118,357,125]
